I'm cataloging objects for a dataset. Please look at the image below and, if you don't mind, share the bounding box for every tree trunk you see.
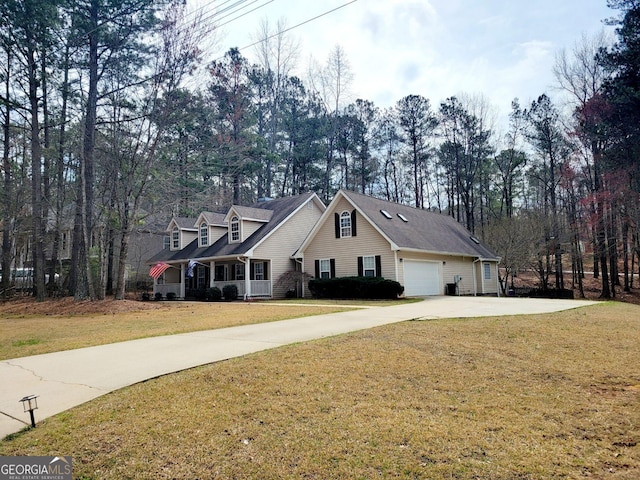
[2,51,13,297]
[76,0,99,300]
[28,45,46,301]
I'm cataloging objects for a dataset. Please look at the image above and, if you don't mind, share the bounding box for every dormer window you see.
[172,227,179,250]
[199,221,208,247]
[230,215,240,242]
[340,211,352,238]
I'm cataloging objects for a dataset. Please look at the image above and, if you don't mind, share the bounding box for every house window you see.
[230,216,240,242]
[163,235,170,250]
[199,222,208,247]
[340,211,351,238]
[215,265,227,281]
[197,266,206,288]
[319,259,331,279]
[484,262,491,280]
[235,263,244,280]
[254,262,264,280]
[363,255,376,277]
[172,227,179,249]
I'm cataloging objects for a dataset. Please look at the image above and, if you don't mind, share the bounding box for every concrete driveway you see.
[0,296,598,438]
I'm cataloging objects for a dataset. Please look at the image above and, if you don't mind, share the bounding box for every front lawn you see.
[2,302,639,478]
[0,299,364,360]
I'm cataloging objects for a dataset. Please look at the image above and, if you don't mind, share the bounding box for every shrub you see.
[308,276,404,300]
[528,288,574,299]
[141,292,151,301]
[154,292,163,301]
[166,292,177,301]
[205,287,222,301]
[222,284,238,301]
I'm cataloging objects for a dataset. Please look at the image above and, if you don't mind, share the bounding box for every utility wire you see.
[235,0,358,54]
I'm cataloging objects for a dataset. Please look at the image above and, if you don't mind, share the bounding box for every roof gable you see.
[224,205,273,223]
[341,190,499,259]
[154,192,321,262]
[194,211,227,227]
[167,216,197,232]
[297,190,498,260]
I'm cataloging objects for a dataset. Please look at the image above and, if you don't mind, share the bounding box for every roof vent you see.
[397,213,408,222]
[380,209,392,219]
[470,236,481,244]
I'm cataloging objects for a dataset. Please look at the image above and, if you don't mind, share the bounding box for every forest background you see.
[1,0,639,302]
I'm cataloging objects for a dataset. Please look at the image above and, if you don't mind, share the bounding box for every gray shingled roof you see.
[341,190,499,260]
[173,216,197,230]
[199,212,227,226]
[229,206,273,222]
[147,192,316,264]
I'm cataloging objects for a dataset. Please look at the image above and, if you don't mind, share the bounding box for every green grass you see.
[0,301,363,360]
[2,302,639,479]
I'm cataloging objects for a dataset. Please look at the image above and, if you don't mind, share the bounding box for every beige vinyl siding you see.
[254,199,324,298]
[209,225,227,244]
[303,197,395,280]
[163,266,181,284]
[475,261,499,295]
[241,220,265,241]
[181,231,197,249]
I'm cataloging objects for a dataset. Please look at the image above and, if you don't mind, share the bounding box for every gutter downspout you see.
[393,250,399,284]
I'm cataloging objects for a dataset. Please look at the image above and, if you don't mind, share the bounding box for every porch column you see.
[209,261,215,288]
[244,258,251,299]
[180,263,185,299]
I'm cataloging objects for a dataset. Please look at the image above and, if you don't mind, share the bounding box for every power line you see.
[235,0,359,54]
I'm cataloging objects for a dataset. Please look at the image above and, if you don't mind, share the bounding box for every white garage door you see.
[403,261,441,296]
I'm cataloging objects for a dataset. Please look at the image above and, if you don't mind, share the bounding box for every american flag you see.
[149,262,171,279]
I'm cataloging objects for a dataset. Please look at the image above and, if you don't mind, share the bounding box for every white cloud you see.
[204,0,614,119]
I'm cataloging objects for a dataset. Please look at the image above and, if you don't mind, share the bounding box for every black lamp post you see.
[19,395,39,428]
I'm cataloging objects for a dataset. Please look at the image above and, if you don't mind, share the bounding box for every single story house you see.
[295,190,501,297]
[147,192,326,299]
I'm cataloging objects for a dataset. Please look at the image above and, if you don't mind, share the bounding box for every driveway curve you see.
[0,296,598,438]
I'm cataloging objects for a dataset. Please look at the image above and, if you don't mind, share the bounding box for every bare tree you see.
[252,17,300,198]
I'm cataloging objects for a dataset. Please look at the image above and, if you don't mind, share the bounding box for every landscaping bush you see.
[154,292,163,301]
[205,287,222,301]
[222,284,238,301]
[527,288,574,299]
[166,292,177,301]
[308,276,404,300]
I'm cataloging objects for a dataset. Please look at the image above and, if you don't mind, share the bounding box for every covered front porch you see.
[153,258,272,300]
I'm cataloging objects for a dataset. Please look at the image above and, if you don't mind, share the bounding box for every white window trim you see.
[199,222,208,247]
[319,259,331,279]
[235,263,244,280]
[230,216,240,243]
[363,255,376,277]
[197,266,206,287]
[483,262,491,280]
[172,227,179,250]
[340,211,351,238]
[254,262,264,280]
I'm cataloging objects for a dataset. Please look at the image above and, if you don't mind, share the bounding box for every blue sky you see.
[200,0,615,120]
